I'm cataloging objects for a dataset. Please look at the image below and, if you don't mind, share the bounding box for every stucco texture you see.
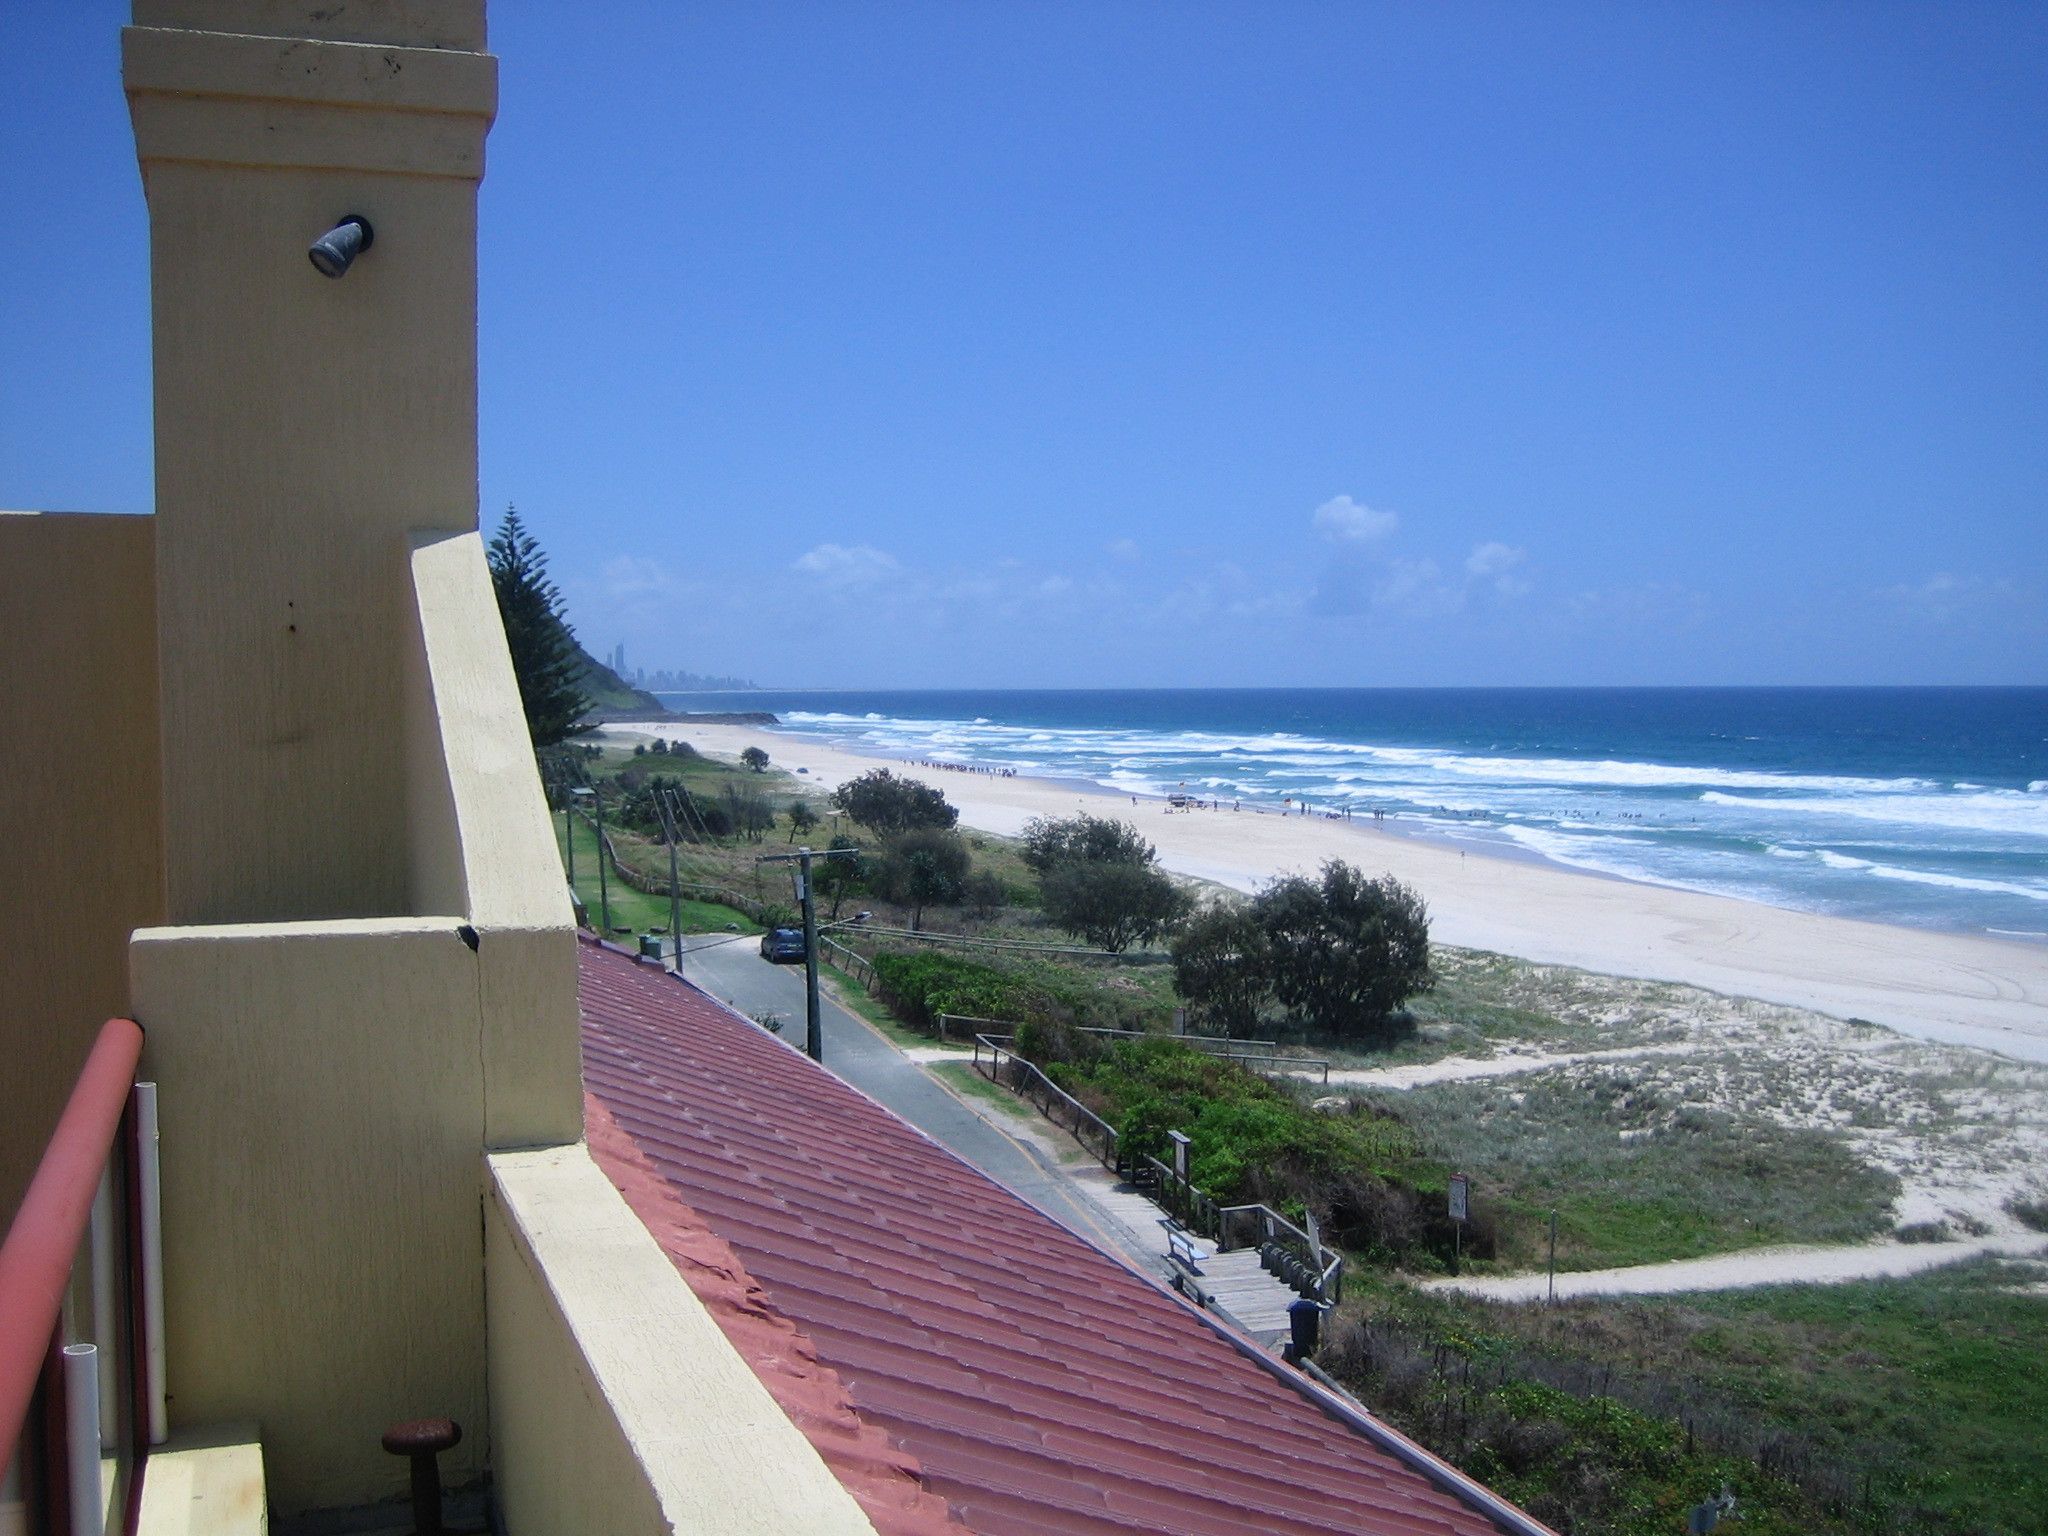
[0,511,164,1226]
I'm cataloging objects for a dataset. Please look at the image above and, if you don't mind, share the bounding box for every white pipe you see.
[134,1084,166,1445]
[89,1169,116,1452]
[62,1344,102,1536]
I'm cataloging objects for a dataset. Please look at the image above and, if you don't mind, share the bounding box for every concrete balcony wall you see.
[403,529,580,1148]
[125,530,580,1516]
[486,1147,879,1536]
[129,916,491,1514]
[0,511,165,1226]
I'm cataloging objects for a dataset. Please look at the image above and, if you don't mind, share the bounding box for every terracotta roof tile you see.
[580,936,1540,1536]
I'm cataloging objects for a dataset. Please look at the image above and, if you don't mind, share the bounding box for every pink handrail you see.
[0,1017,145,1458]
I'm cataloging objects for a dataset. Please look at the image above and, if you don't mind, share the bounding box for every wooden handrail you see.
[973,1031,1346,1301]
[0,1017,145,1458]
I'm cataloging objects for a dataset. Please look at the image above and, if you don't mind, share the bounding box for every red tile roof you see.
[585,1092,964,1535]
[579,936,1540,1536]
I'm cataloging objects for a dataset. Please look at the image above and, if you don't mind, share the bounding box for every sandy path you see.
[1316,1043,1702,1091]
[1423,1234,2047,1301]
[619,721,2048,1064]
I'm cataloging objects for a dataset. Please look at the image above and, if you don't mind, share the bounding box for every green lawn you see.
[929,1060,1033,1119]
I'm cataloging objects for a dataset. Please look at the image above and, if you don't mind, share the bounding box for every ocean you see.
[651,687,2048,943]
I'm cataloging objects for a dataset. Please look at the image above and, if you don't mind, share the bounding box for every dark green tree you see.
[1169,904,1273,1038]
[720,779,775,843]
[1019,813,1155,873]
[741,745,770,772]
[787,801,818,843]
[832,769,958,837]
[870,827,969,930]
[814,835,866,919]
[487,506,590,748]
[1254,861,1434,1044]
[1040,860,1189,952]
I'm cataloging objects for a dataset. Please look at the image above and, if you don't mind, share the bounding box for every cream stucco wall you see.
[60,8,878,1532]
[0,512,164,1225]
[404,531,581,1146]
[130,918,491,1512]
[486,1148,879,1536]
[123,541,582,1514]
[126,16,495,926]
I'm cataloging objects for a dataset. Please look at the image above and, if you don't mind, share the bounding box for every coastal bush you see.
[871,952,1027,1033]
[2006,1193,2048,1233]
[1040,1035,1459,1262]
[867,828,971,929]
[832,768,958,836]
[720,780,777,842]
[814,835,865,918]
[1258,862,1434,1044]
[1019,813,1156,873]
[1170,904,1273,1037]
[786,801,817,842]
[871,952,1159,1037]
[1039,859,1190,952]
[962,868,1009,921]
[1171,863,1435,1046]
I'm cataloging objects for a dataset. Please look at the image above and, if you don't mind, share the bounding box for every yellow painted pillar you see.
[125,1,496,924]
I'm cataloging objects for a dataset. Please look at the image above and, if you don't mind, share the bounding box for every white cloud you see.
[1312,495,1399,545]
[1465,541,1523,579]
[1877,571,2021,626]
[601,554,686,600]
[792,542,900,588]
[1106,538,1140,561]
[1465,541,1530,596]
[1374,557,1464,618]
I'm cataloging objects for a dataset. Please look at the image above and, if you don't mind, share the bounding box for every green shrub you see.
[2007,1193,2048,1233]
[1040,1034,1456,1262]
[870,952,1028,1032]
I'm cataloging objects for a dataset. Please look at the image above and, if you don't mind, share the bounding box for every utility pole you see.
[573,786,610,936]
[594,789,610,935]
[756,845,861,1065]
[798,849,821,1062]
[655,787,682,953]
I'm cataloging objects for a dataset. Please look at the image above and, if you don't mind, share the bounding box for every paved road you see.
[674,937,1169,1277]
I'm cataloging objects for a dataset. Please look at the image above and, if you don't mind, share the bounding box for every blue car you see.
[759,926,807,964]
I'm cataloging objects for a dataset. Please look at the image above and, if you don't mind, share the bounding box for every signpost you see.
[1448,1172,1469,1273]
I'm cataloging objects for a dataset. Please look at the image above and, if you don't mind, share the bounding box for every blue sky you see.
[5,3,2044,688]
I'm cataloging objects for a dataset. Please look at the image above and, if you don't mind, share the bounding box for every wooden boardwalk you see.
[1048,1165,1306,1350]
[1161,1231,1303,1348]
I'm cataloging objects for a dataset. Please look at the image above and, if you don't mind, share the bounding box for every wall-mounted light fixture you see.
[308,215,374,279]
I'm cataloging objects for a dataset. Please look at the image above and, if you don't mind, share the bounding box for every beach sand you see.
[610,721,2048,1065]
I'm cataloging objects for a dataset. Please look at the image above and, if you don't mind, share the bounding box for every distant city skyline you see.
[5,2,2043,688]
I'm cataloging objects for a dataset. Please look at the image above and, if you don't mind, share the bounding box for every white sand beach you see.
[609,721,2048,1065]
